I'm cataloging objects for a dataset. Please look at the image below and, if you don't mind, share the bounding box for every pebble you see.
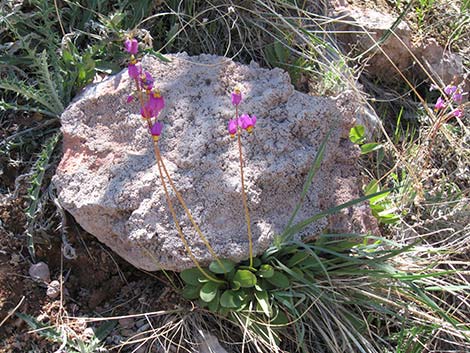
[135,318,147,328]
[137,323,150,333]
[29,262,51,283]
[46,280,61,298]
[83,327,95,338]
[121,329,135,337]
[118,317,135,329]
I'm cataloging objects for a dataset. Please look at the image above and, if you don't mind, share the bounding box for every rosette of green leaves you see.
[180,257,291,319]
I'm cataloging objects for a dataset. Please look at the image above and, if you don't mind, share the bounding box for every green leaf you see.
[258,264,274,278]
[282,128,333,237]
[180,268,205,286]
[360,142,383,154]
[282,188,394,239]
[266,271,290,289]
[220,290,241,308]
[182,285,201,300]
[232,270,257,288]
[349,125,366,144]
[272,309,289,325]
[89,321,116,346]
[209,259,235,274]
[255,290,272,317]
[286,251,310,267]
[208,292,220,312]
[364,179,379,195]
[200,282,220,302]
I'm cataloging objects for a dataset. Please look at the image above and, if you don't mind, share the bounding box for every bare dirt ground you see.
[0,113,179,351]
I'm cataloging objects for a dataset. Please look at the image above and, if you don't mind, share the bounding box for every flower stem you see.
[132,76,223,278]
[236,117,254,268]
[153,144,223,283]
[153,144,226,272]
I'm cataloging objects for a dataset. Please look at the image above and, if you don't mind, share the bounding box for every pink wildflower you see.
[150,121,163,141]
[453,109,463,118]
[228,119,238,137]
[231,88,242,106]
[444,85,457,96]
[128,58,141,79]
[124,38,139,55]
[126,95,134,103]
[140,71,154,91]
[434,97,445,110]
[452,92,463,104]
[140,106,152,120]
[148,90,165,115]
[239,114,257,133]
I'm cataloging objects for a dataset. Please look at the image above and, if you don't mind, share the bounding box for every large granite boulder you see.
[53,53,377,271]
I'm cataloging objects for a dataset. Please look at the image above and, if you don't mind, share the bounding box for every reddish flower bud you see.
[231,88,242,106]
[150,121,163,141]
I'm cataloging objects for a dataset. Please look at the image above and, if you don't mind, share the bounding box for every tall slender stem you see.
[236,107,254,267]
[154,148,223,283]
[132,77,223,278]
[154,143,225,271]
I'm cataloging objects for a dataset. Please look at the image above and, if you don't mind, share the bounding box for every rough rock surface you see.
[335,7,413,80]
[53,53,377,271]
[334,6,465,85]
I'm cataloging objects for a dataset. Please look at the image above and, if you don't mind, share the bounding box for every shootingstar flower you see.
[434,97,445,110]
[140,71,154,91]
[124,38,139,55]
[128,57,141,79]
[141,106,152,120]
[444,85,457,96]
[228,119,238,137]
[239,114,257,133]
[452,92,463,104]
[231,88,242,106]
[150,121,163,141]
[453,109,463,118]
[148,90,165,115]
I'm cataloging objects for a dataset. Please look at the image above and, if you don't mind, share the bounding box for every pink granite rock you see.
[53,53,378,271]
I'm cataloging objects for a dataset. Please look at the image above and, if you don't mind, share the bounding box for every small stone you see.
[135,318,147,328]
[36,313,49,323]
[136,323,150,333]
[83,327,95,338]
[198,331,228,353]
[118,317,135,329]
[29,262,51,283]
[46,280,61,298]
[121,329,135,337]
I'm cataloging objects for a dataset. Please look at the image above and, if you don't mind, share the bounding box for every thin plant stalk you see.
[132,78,224,278]
[153,144,223,284]
[236,105,254,268]
[154,144,225,271]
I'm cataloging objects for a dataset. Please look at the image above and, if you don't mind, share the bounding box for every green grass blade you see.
[283,189,394,239]
[282,128,333,239]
